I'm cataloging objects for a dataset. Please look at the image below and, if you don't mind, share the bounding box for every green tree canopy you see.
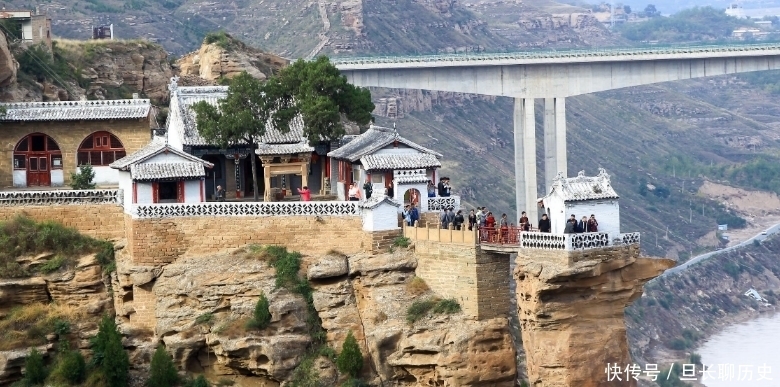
[190,71,280,200]
[336,330,363,378]
[272,56,375,146]
[148,345,180,387]
[92,315,130,387]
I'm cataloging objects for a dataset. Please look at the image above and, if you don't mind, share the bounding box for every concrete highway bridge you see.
[332,43,780,221]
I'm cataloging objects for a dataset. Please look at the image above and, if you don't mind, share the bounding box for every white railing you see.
[618,232,641,246]
[130,201,361,218]
[427,195,460,211]
[519,232,567,250]
[568,232,611,250]
[0,189,122,206]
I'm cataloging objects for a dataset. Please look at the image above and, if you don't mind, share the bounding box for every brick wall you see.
[414,240,510,320]
[403,224,477,244]
[127,215,372,265]
[0,204,125,240]
[130,283,157,330]
[0,119,150,187]
[370,229,403,253]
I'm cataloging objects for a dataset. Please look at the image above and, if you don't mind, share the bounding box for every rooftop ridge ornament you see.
[168,76,180,93]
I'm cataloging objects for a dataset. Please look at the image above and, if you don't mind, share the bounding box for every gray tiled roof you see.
[360,153,441,170]
[131,162,206,181]
[394,174,429,184]
[172,86,306,146]
[544,169,619,202]
[327,125,442,161]
[256,142,314,156]
[110,136,214,171]
[0,99,151,121]
[359,195,401,209]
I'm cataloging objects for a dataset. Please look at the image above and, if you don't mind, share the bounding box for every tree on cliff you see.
[92,314,130,387]
[271,56,375,146]
[336,330,363,378]
[148,345,180,387]
[191,71,280,201]
[247,291,271,330]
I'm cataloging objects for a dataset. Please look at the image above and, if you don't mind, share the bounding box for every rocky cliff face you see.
[177,37,288,84]
[0,34,16,89]
[514,246,674,387]
[110,246,516,386]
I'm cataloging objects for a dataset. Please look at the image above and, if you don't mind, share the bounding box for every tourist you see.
[387,180,394,199]
[500,213,509,242]
[409,204,420,227]
[348,183,361,201]
[403,204,411,226]
[297,186,311,201]
[437,177,445,196]
[475,207,484,227]
[519,211,529,232]
[441,207,455,229]
[363,178,373,199]
[468,209,477,231]
[454,209,465,230]
[578,216,588,233]
[443,178,452,197]
[410,189,419,206]
[564,214,578,234]
[538,214,551,233]
[588,214,599,232]
[486,212,496,242]
[215,185,225,202]
[427,180,436,197]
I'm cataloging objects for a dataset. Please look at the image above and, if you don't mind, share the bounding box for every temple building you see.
[165,81,332,201]
[0,99,153,188]
[110,136,213,207]
[327,124,442,202]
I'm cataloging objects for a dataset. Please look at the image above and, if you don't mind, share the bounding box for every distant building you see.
[726,4,747,19]
[0,10,52,49]
[92,24,114,40]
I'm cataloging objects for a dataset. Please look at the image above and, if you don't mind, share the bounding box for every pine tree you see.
[148,345,180,387]
[24,348,47,385]
[336,331,363,378]
[93,315,129,387]
[253,292,271,330]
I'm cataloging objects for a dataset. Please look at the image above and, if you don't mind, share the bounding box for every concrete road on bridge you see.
[662,222,780,277]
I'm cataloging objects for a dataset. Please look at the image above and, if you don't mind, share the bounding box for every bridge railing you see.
[331,42,780,65]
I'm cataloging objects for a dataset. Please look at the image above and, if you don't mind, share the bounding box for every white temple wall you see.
[565,200,620,237]
[184,180,202,203]
[82,166,118,186]
[137,182,154,204]
[51,170,64,186]
[12,170,25,187]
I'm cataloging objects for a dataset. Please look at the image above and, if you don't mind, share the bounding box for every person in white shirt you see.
[348,183,361,201]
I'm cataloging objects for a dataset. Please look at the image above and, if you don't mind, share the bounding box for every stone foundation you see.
[414,240,510,320]
[514,245,674,387]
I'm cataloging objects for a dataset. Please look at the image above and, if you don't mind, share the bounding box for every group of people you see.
[428,177,453,198]
[563,214,599,234]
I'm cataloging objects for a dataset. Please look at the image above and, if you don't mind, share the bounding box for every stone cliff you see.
[177,35,288,84]
[514,246,674,387]
[111,245,516,386]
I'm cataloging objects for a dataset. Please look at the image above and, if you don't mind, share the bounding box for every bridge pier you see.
[515,97,567,224]
[513,98,538,223]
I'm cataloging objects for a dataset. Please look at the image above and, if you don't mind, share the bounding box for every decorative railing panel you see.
[568,232,610,250]
[0,189,122,206]
[520,232,566,250]
[427,195,460,211]
[619,232,641,246]
[131,201,361,218]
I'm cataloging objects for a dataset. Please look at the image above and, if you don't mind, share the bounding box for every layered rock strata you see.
[514,245,674,387]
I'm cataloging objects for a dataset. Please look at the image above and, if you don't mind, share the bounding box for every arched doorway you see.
[13,133,63,187]
[404,188,421,206]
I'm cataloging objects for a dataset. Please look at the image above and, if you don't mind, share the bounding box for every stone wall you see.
[0,119,150,187]
[414,239,510,320]
[127,215,371,265]
[0,203,125,240]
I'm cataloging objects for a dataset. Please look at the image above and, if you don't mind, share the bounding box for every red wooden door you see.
[27,155,50,186]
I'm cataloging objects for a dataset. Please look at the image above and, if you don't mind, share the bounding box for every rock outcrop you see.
[177,37,288,83]
[0,31,16,88]
[514,246,675,387]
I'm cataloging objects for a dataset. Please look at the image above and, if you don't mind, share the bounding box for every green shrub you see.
[340,378,369,387]
[247,292,271,330]
[195,313,214,325]
[318,346,336,360]
[53,319,70,336]
[148,345,179,387]
[92,315,129,387]
[689,352,702,365]
[336,331,363,378]
[184,375,210,387]
[670,338,688,350]
[432,298,461,314]
[50,350,87,385]
[286,355,321,387]
[406,299,436,323]
[203,31,233,49]
[38,256,65,274]
[70,164,96,190]
[24,348,47,385]
[392,236,410,248]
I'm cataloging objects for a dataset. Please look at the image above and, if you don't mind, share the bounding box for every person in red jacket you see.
[297,186,311,201]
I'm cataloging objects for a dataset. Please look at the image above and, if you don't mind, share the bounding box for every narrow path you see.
[661,222,780,277]
[306,0,331,59]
